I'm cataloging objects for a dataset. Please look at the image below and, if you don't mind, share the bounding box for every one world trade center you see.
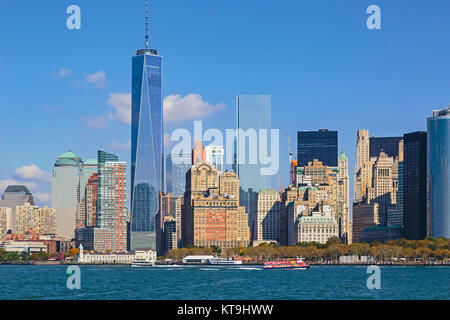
[130,0,163,251]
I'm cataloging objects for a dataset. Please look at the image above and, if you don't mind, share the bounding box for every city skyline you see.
[1,1,449,212]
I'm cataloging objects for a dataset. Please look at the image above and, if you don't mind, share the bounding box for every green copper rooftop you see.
[339,147,346,160]
[58,150,81,160]
[55,158,79,166]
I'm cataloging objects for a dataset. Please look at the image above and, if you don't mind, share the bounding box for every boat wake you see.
[236,267,262,270]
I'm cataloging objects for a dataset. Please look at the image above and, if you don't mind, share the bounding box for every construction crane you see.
[286,132,297,185]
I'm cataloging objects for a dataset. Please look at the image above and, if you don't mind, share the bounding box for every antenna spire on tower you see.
[145,0,149,49]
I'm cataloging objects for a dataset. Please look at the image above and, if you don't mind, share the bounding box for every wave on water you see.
[236,267,262,271]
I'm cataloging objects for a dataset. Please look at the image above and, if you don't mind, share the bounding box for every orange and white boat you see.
[263,258,310,270]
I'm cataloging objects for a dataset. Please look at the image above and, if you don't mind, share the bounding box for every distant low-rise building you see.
[2,241,47,254]
[75,244,156,264]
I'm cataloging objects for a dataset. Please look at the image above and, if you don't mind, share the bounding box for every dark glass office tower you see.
[297,129,338,167]
[369,137,403,159]
[403,132,427,240]
[130,4,163,250]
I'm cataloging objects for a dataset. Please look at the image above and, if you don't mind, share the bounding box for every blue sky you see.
[0,0,449,206]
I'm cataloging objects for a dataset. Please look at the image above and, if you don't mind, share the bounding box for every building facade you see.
[77,159,98,229]
[84,173,98,228]
[75,227,113,252]
[337,148,351,243]
[183,162,250,248]
[15,203,56,235]
[205,144,225,174]
[289,211,338,245]
[297,129,338,167]
[98,161,127,252]
[0,185,34,234]
[352,203,379,243]
[192,141,206,165]
[0,207,10,241]
[403,131,427,240]
[369,136,403,159]
[255,189,280,242]
[51,150,82,240]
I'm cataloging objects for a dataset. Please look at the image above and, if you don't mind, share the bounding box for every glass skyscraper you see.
[235,95,272,238]
[130,45,163,250]
[166,153,191,197]
[297,129,338,167]
[427,107,450,239]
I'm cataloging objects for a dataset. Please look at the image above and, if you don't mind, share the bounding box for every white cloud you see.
[81,116,108,130]
[86,70,106,87]
[13,165,50,183]
[108,140,131,151]
[34,192,51,204]
[108,93,131,125]
[52,68,71,79]
[163,94,226,123]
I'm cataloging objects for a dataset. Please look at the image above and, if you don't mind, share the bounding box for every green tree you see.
[211,245,222,256]
[0,249,7,261]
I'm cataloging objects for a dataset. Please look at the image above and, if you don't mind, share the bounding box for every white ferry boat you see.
[131,258,155,267]
[207,257,243,265]
[181,255,243,265]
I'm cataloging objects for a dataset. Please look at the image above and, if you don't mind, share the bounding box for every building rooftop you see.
[432,107,450,117]
[58,150,80,160]
[55,158,79,167]
[3,185,32,195]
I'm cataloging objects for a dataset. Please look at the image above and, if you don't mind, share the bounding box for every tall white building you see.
[51,150,82,240]
[205,145,225,174]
